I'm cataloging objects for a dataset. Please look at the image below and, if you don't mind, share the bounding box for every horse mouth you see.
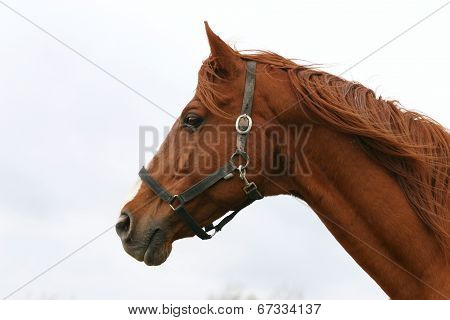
[143,228,172,266]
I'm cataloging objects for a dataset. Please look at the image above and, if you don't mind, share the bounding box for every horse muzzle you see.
[116,212,172,266]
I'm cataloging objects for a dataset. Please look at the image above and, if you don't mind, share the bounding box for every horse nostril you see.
[116,212,132,240]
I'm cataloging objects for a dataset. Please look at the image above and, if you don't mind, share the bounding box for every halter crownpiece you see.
[138,60,263,240]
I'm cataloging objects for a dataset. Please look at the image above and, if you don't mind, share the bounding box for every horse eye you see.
[183,114,203,129]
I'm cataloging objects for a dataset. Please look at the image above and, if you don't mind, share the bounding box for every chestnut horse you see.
[117,23,449,299]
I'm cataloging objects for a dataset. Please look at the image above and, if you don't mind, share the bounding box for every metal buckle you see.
[235,114,252,134]
[243,182,257,195]
[168,195,182,211]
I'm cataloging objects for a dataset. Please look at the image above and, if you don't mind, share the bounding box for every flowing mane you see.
[197,50,450,248]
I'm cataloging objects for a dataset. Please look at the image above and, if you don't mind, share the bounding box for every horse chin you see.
[143,230,173,266]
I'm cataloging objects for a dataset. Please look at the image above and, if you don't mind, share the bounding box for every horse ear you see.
[204,21,238,75]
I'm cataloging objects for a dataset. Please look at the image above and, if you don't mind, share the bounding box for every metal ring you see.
[230,151,250,170]
[235,114,252,134]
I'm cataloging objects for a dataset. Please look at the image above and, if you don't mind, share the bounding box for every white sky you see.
[0,0,448,299]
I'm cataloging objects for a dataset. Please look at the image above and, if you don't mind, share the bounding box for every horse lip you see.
[147,228,161,249]
[143,228,164,265]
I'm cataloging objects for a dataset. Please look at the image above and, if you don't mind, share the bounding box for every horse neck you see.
[265,119,449,299]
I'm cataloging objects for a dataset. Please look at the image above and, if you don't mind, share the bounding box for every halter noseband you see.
[138,61,263,240]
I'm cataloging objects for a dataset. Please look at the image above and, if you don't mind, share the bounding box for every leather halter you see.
[138,61,263,240]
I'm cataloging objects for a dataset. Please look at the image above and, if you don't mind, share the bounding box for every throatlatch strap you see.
[210,186,263,233]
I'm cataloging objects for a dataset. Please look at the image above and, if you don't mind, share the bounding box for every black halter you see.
[138,61,263,240]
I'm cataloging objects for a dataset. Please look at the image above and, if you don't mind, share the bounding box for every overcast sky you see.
[1,0,449,299]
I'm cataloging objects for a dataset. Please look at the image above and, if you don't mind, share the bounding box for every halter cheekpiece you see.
[138,61,263,240]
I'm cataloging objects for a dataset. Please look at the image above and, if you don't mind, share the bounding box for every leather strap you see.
[241,61,256,115]
[138,167,172,202]
[174,206,212,240]
[210,183,263,234]
[236,61,256,153]
[178,161,235,203]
